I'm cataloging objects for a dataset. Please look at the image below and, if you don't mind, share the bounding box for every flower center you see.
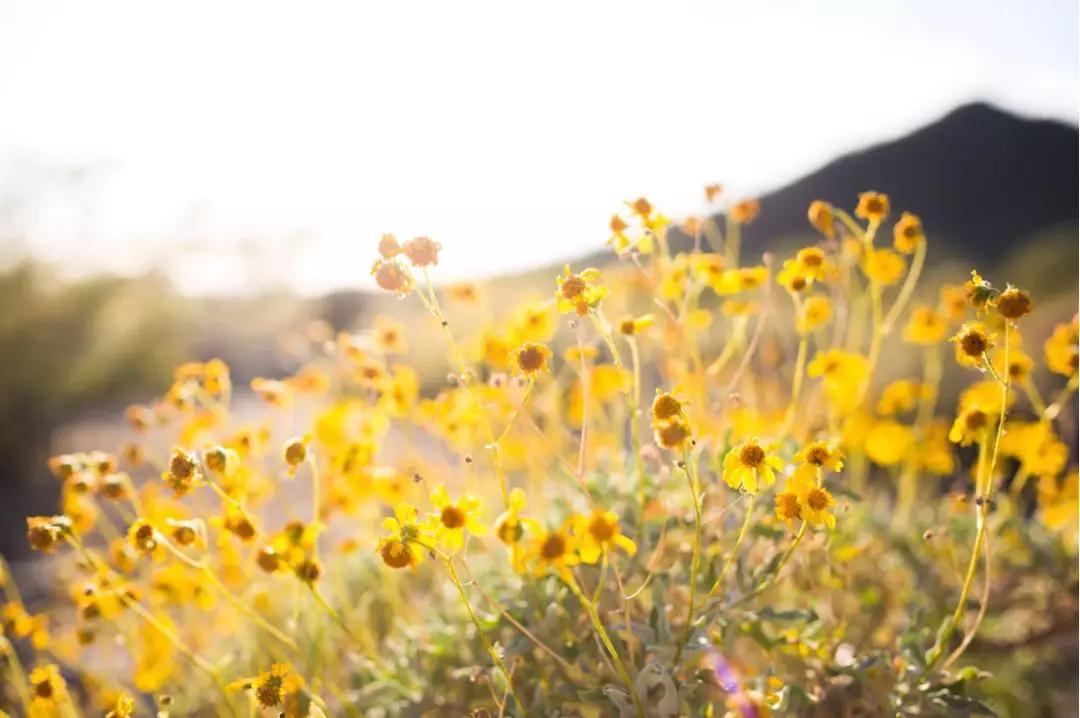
[540,533,566,560]
[806,488,830,511]
[960,332,988,357]
[740,444,766,469]
[440,505,466,529]
[588,515,616,542]
[496,518,523,545]
[806,446,829,466]
[561,276,586,300]
[517,347,545,373]
[777,492,801,520]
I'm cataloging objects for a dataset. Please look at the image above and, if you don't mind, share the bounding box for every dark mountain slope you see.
[731,102,1078,260]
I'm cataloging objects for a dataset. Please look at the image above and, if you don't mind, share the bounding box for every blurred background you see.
[0,0,1077,560]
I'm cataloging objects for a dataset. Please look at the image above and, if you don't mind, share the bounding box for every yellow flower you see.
[1037,470,1078,549]
[556,265,608,316]
[26,516,70,553]
[1044,317,1078,377]
[862,248,906,286]
[892,211,924,254]
[618,313,655,336]
[994,286,1033,320]
[794,441,844,473]
[948,404,992,446]
[777,259,812,293]
[876,379,926,415]
[494,488,542,574]
[653,415,692,451]
[1000,422,1068,479]
[376,503,429,569]
[964,269,999,313]
[729,199,761,224]
[723,438,783,492]
[231,663,304,711]
[807,200,835,238]
[573,510,636,564]
[29,664,68,707]
[529,523,580,579]
[711,266,769,295]
[940,283,969,323]
[371,258,414,296]
[508,342,552,377]
[429,485,487,552]
[163,448,201,497]
[808,350,869,413]
[105,694,135,718]
[651,390,684,422]
[774,489,802,527]
[789,464,837,529]
[402,236,441,267]
[903,306,947,345]
[854,191,890,224]
[950,322,994,370]
[510,301,558,344]
[797,295,832,334]
[372,314,409,354]
[864,420,913,466]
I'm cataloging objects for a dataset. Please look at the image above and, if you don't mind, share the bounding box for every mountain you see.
[660,102,1079,263]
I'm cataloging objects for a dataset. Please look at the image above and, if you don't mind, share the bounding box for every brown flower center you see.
[440,505,466,529]
[776,492,801,520]
[540,533,567,560]
[806,488,830,511]
[516,346,546,373]
[806,446,830,466]
[960,331,989,357]
[588,515,616,542]
[560,276,586,300]
[740,444,766,469]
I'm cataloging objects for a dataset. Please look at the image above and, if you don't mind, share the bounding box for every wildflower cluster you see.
[2,189,1076,717]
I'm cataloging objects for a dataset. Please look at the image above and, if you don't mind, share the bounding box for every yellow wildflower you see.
[574,510,636,564]
[429,485,487,552]
[723,438,783,492]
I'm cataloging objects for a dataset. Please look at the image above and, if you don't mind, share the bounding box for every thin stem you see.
[673,448,703,667]
[881,239,926,335]
[563,573,645,718]
[496,378,536,444]
[0,636,32,715]
[445,559,529,717]
[708,493,755,597]
[780,333,808,437]
[65,536,238,716]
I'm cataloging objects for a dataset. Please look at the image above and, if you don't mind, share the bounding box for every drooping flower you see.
[904,306,947,345]
[950,322,995,370]
[892,212,925,254]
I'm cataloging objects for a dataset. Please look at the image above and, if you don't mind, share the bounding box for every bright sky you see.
[1,0,1076,295]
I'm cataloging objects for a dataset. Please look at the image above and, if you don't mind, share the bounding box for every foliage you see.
[3,192,1077,717]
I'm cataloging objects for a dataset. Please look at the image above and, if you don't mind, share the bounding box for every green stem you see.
[708,493,755,597]
[445,559,529,717]
[673,448,703,667]
[563,574,645,718]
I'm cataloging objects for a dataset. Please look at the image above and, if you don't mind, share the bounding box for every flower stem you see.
[445,558,529,717]
[673,448,703,667]
[708,493,755,598]
[563,573,645,718]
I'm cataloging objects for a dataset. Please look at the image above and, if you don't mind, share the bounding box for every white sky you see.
[1,0,1077,295]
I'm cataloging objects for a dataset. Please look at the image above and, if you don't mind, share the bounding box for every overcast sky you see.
[1,0,1076,295]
